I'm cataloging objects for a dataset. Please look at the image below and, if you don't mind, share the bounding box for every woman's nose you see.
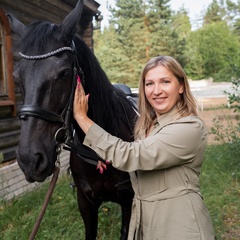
[153,84,162,95]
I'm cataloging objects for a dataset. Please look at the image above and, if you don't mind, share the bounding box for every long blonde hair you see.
[134,56,198,138]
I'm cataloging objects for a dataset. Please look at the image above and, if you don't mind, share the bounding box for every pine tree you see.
[95,0,240,85]
[204,0,226,25]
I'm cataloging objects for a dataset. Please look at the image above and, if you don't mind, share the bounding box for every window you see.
[0,8,15,117]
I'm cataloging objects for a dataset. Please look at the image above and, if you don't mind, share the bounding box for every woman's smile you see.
[145,65,183,116]
[153,96,167,103]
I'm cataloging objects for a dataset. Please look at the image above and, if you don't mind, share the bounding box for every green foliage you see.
[225,79,240,111]
[203,80,240,238]
[211,115,240,174]
[226,0,240,32]
[94,25,134,85]
[203,0,227,25]
[185,21,240,81]
[95,0,188,86]
[210,80,240,179]
[204,0,240,27]
[201,144,240,239]
[94,0,240,85]
[171,10,191,39]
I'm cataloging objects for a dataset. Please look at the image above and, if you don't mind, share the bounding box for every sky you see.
[98,0,225,30]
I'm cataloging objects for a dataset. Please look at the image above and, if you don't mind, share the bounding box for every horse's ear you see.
[6,13,26,37]
[59,0,84,39]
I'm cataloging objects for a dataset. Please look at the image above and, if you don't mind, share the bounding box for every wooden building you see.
[0,0,102,164]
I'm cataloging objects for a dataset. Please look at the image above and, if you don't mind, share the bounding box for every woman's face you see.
[144,65,183,116]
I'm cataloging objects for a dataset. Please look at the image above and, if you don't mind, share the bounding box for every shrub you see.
[210,79,240,179]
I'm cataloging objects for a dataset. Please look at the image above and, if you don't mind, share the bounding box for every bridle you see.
[18,41,138,166]
[18,44,84,240]
[18,41,84,149]
[18,43,86,240]
[18,41,103,166]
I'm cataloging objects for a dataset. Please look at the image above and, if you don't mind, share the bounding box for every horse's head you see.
[7,0,84,182]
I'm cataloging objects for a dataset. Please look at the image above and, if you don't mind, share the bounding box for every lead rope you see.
[28,147,61,240]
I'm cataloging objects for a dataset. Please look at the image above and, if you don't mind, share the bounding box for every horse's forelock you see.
[16,21,60,54]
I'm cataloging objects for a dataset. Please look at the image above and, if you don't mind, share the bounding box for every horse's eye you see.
[58,69,72,80]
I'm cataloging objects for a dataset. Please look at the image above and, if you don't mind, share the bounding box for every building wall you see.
[0,150,70,200]
[0,0,100,163]
[0,0,101,200]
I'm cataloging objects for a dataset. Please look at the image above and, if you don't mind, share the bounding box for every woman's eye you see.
[145,82,152,86]
[163,80,170,84]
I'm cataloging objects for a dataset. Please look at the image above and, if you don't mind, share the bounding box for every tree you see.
[94,25,132,85]
[226,0,240,27]
[95,0,240,85]
[105,0,188,85]
[171,8,191,39]
[145,0,185,60]
[225,79,240,111]
[204,0,240,28]
[226,0,240,35]
[203,0,226,25]
[185,21,240,81]
[169,9,191,66]
[107,0,148,85]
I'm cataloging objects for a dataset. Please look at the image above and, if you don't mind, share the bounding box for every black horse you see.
[7,1,138,239]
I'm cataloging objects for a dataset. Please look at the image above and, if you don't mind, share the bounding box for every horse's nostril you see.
[26,175,35,183]
[35,153,45,172]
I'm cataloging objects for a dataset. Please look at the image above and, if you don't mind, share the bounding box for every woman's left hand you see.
[96,161,107,174]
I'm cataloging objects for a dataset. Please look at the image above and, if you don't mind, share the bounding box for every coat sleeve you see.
[83,118,207,172]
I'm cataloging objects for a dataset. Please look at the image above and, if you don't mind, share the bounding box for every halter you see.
[18,42,84,145]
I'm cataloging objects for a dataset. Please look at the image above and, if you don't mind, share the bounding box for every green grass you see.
[0,177,122,240]
[1,143,240,239]
[201,144,240,239]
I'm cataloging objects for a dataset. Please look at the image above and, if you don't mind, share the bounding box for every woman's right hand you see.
[73,82,94,134]
[73,81,89,120]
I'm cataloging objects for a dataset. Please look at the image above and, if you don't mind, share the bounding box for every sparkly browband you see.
[19,46,75,60]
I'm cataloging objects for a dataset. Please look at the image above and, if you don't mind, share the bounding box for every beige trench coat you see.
[83,107,215,240]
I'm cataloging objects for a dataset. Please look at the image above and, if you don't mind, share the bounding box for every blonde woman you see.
[73,56,215,240]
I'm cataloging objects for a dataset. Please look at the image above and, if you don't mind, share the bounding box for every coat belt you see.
[131,183,201,240]
[137,182,201,201]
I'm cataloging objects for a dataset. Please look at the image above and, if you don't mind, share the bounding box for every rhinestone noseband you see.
[19,46,75,60]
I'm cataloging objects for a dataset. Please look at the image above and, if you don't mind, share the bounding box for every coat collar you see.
[156,106,180,127]
[149,106,181,136]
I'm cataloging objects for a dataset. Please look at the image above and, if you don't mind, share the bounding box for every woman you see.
[73,56,215,239]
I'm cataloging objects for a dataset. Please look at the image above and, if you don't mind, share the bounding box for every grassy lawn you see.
[0,175,122,240]
[201,144,240,239]
[1,143,240,239]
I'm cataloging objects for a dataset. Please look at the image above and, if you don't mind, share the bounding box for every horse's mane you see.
[73,35,136,136]
[15,20,136,137]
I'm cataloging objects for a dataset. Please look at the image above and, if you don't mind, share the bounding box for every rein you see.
[28,166,60,240]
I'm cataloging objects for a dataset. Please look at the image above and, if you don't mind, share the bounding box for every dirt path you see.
[197,97,239,144]
[199,108,239,144]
